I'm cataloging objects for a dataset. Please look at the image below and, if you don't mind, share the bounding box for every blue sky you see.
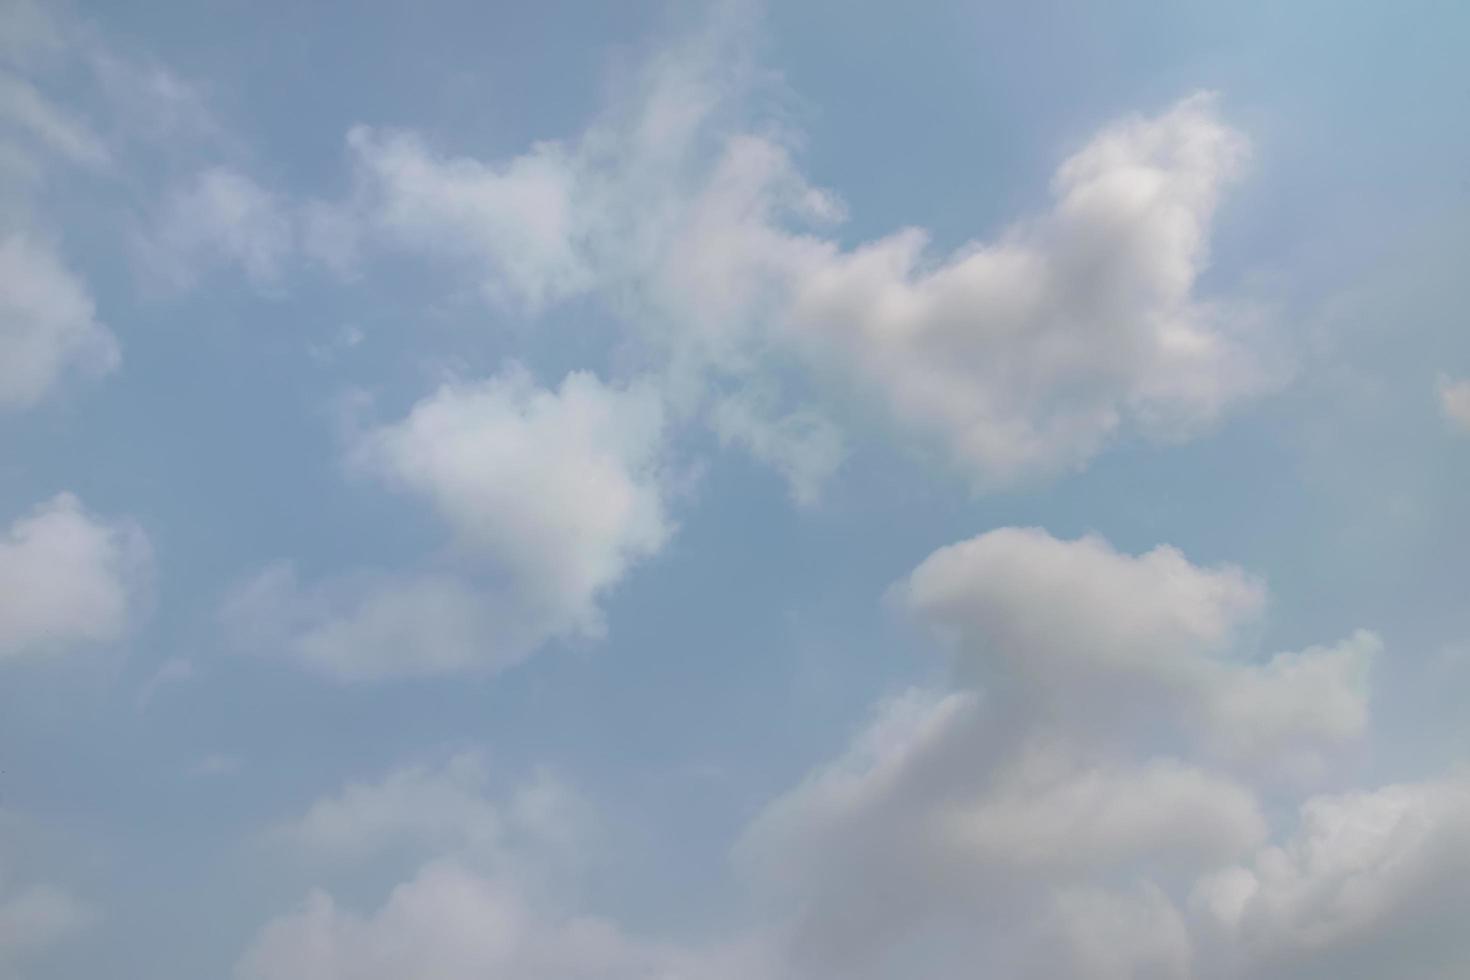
[2,1,1469,977]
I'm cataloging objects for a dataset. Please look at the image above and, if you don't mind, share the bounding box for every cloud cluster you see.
[0,492,151,663]
[226,367,672,680]
[731,528,1455,979]
[358,85,1265,486]
[238,754,766,980]
[229,529,1470,980]
[140,13,1287,687]
[157,16,1272,496]
[316,69,1270,488]
[784,94,1271,484]
[1,0,220,410]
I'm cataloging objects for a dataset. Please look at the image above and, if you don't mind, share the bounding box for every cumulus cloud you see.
[737,528,1385,978]
[184,18,1265,494]
[1193,776,1470,979]
[896,527,1373,767]
[354,367,671,622]
[226,366,672,680]
[0,492,150,662]
[239,755,767,980]
[298,16,1272,488]
[331,126,588,309]
[1438,375,1470,433]
[0,234,118,409]
[785,94,1271,485]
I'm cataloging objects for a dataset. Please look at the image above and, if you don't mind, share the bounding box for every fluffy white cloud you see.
[267,22,1268,493]
[1193,777,1470,979]
[785,94,1271,485]
[322,29,1274,486]
[0,234,118,409]
[900,527,1266,682]
[227,366,672,680]
[738,692,1264,979]
[737,529,1384,978]
[335,127,587,310]
[1438,376,1470,433]
[0,492,150,662]
[354,366,671,627]
[897,527,1374,768]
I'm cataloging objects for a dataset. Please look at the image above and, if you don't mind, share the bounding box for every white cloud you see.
[144,167,294,290]
[223,566,518,681]
[938,752,1266,873]
[0,492,150,662]
[240,756,767,980]
[1438,375,1470,433]
[225,366,673,680]
[338,127,588,310]
[148,22,1271,495]
[736,529,1384,978]
[1193,776,1470,979]
[900,527,1266,682]
[896,527,1374,768]
[307,31,1272,490]
[785,94,1272,486]
[354,366,671,629]
[0,234,118,409]
[270,752,509,863]
[737,692,1264,979]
